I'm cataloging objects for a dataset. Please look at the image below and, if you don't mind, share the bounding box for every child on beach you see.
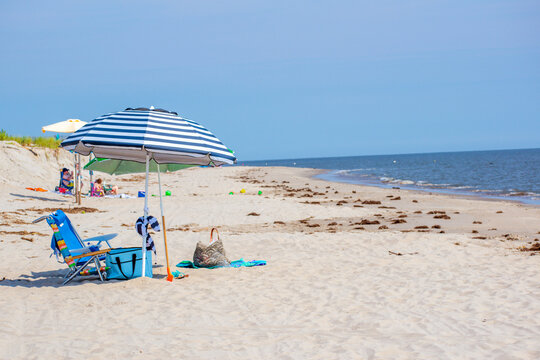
[92,178,119,196]
[92,178,105,197]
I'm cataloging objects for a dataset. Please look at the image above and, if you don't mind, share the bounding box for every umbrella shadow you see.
[10,193,68,203]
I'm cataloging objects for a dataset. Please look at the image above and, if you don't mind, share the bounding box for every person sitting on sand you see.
[92,178,119,196]
[61,168,74,191]
[92,178,105,197]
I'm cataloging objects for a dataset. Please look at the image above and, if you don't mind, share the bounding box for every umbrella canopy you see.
[84,157,196,175]
[61,108,236,166]
[42,119,87,133]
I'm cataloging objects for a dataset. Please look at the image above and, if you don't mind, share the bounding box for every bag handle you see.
[115,257,128,279]
[115,253,137,279]
[209,228,220,245]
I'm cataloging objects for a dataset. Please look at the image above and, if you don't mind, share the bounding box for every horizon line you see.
[239,146,540,163]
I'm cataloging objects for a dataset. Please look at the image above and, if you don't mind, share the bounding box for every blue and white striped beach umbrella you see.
[60,107,236,166]
[60,107,236,280]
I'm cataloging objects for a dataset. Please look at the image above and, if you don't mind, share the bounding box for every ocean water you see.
[241,148,540,204]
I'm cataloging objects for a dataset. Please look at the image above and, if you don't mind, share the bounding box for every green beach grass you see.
[0,129,61,149]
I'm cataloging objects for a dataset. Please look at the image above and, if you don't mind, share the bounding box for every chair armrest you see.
[70,245,99,255]
[71,249,111,261]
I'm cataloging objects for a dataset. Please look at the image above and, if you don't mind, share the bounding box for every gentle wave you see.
[322,169,540,203]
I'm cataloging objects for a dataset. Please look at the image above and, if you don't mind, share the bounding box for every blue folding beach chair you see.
[55,169,73,193]
[33,210,117,285]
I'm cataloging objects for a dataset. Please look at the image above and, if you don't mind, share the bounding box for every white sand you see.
[0,143,539,359]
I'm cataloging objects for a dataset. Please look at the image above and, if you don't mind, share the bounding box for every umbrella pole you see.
[141,153,150,278]
[157,164,173,282]
[73,153,77,204]
[77,154,81,205]
[89,154,93,185]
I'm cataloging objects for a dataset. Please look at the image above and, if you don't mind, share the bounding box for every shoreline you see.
[312,168,540,207]
[274,165,540,208]
[241,148,540,206]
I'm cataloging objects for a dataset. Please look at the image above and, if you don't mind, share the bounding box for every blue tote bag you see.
[106,247,152,280]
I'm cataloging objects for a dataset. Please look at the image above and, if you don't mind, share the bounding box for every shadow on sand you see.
[10,193,69,203]
[0,266,167,288]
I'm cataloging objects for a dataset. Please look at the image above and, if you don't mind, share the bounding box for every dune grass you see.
[0,129,62,149]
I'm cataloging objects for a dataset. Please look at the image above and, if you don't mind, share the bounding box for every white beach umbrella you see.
[60,107,236,280]
[42,119,87,133]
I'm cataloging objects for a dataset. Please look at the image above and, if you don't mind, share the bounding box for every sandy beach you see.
[1,142,539,359]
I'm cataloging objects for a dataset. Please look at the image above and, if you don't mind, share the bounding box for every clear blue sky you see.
[1,1,538,161]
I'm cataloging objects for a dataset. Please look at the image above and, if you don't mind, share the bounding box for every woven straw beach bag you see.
[193,228,230,267]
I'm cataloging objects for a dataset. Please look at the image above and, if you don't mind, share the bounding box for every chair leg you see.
[63,256,95,285]
[94,257,105,282]
[64,269,74,278]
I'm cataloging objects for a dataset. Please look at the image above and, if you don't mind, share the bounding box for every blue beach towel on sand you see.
[176,258,266,269]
